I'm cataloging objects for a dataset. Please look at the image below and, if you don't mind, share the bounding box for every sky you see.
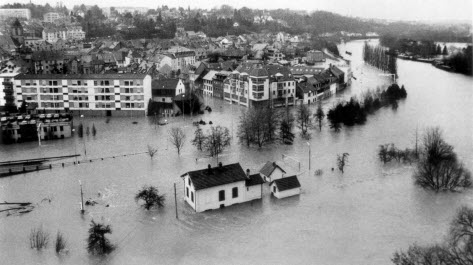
[7,0,473,22]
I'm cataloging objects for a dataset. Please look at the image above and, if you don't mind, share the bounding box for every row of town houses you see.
[1,59,349,117]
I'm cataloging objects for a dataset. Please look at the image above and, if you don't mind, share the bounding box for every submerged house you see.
[259,161,286,182]
[181,163,264,212]
[270,175,301,199]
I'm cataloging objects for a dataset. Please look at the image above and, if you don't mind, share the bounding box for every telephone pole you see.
[79,180,84,214]
[174,183,178,219]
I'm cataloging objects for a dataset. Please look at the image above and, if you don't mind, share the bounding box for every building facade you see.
[224,63,296,108]
[13,74,152,116]
[181,163,264,212]
[0,9,31,21]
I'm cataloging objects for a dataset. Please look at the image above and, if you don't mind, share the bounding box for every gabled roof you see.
[203,70,218,81]
[183,163,247,190]
[152,78,180,97]
[259,161,286,177]
[246,174,264,186]
[272,175,301,191]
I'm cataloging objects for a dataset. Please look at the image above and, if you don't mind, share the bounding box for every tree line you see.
[363,42,398,75]
[327,84,407,131]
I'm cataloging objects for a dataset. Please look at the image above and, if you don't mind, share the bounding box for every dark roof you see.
[246,174,264,186]
[259,161,286,177]
[152,79,180,97]
[15,73,148,80]
[272,175,301,191]
[329,66,344,77]
[184,163,247,190]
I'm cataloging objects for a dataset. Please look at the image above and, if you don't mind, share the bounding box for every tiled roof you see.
[185,163,247,190]
[16,73,148,80]
[246,174,264,186]
[259,161,286,177]
[272,175,301,191]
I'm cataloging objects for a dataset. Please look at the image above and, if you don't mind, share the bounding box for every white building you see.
[13,74,152,116]
[202,70,218,97]
[259,161,287,182]
[0,9,31,21]
[270,175,301,199]
[181,163,264,212]
[0,73,20,107]
[224,63,296,108]
[43,12,61,23]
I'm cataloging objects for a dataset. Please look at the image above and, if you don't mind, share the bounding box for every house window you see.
[218,190,225,201]
[188,178,190,185]
[60,126,63,131]
[273,186,276,193]
[186,187,189,197]
[191,192,194,202]
[232,187,238,198]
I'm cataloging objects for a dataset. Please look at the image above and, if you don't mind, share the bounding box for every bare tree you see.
[237,110,253,147]
[296,103,313,138]
[147,145,158,158]
[205,126,231,161]
[191,126,205,151]
[55,231,67,253]
[414,127,472,191]
[337,153,349,173]
[447,206,473,264]
[29,226,49,250]
[315,102,325,131]
[168,127,186,156]
[392,206,473,265]
[135,186,165,210]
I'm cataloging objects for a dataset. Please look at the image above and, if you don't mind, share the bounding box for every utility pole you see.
[174,183,178,219]
[79,180,84,214]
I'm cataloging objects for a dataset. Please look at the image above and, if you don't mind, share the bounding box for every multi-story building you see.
[224,63,296,108]
[0,73,19,112]
[43,12,61,23]
[42,27,67,43]
[0,9,31,21]
[164,46,196,71]
[13,74,152,116]
[202,70,217,97]
[65,24,85,40]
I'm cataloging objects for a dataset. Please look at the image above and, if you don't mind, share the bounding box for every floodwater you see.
[1,40,472,265]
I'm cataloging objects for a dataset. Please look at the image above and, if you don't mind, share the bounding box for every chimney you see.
[207,164,212,174]
[246,169,250,179]
[218,162,222,168]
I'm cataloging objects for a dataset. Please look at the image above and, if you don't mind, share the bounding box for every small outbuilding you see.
[259,161,286,182]
[270,175,301,199]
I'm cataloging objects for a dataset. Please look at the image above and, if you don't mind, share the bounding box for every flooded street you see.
[1,40,472,264]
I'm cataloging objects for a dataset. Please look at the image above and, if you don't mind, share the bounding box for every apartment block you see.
[13,74,152,116]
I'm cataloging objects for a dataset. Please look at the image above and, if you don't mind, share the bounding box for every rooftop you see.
[259,161,286,177]
[184,163,247,190]
[272,175,301,191]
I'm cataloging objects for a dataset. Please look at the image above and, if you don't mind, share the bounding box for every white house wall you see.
[245,185,262,201]
[195,181,247,212]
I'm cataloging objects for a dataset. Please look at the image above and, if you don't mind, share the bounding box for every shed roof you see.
[272,175,301,191]
[259,161,286,177]
[246,174,264,186]
[184,163,247,190]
